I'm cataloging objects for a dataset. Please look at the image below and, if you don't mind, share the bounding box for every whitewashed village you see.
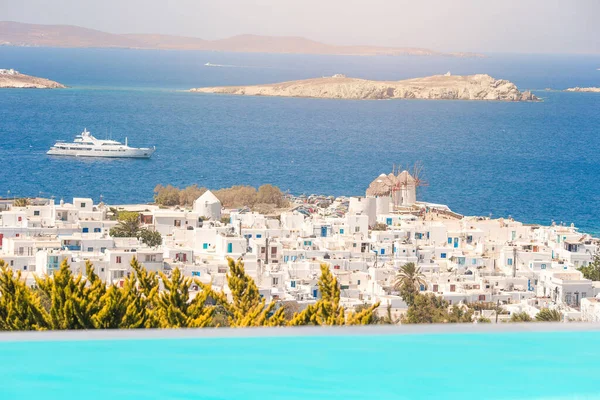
[1,170,600,323]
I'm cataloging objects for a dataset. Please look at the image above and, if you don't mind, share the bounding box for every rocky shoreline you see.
[0,69,66,89]
[190,73,538,102]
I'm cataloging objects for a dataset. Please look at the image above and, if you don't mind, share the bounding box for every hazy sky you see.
[2,0,599,53]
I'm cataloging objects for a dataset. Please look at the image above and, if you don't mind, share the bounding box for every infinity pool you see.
[0,325,598,399]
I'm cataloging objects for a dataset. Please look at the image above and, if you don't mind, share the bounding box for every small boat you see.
[47,129,155,159]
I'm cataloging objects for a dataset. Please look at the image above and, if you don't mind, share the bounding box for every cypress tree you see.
[0,261,49,330]
[224,258,286,327]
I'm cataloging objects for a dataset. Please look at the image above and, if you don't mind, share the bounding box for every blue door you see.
[453,237,459,248]
[321,226,328,237]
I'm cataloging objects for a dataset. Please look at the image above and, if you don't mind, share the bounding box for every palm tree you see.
[109,211,141,237]
[535,308,563,322]
[394,262,426,292]
[394,262,426,306]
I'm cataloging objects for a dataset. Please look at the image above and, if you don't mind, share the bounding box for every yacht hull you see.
[47,148,155,159]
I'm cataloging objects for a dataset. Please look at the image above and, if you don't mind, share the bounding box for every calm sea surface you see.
[0,48,599,232]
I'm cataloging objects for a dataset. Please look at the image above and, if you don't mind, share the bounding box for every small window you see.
[87,247,93,252]
[507,258,513,266]
[174,220,181,227]
[256,234,262,239]
[94,228,101,233]
[34,210,40,216]
[357,280,361,285]
[192,271,201,277]
[203,243,208,250]
[441,253,447,259]
[18,216,22,222]
[116,256,122,264]
[541,264,546,269]
[272,277,279,285]
[101,268,105,272]
[340,229,344,234]
[227,243,233,253]
[82,227,89,233]
[81,203,86,208]
[448,237,452,244]
[355,226,360,233]
[10,260,14,266]
[24,266,27,271]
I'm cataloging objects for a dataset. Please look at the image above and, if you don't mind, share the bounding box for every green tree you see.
[447,305,474,323]
[155,268,217,328]
[129,257,160,328]
[478,317,491,323]
[109,211,141,237]
[403,293,450,324]
[138,229,162,247]
[72,261,107,328]
[222,258,286,327]
[0,261,49,330]
[536,308,563,322]
[510,311,533,322]
[35,260,87,330]
[213,185,257,208]
[394,263,426,307]
[256,184,287,207]
[179,184,207,207]
[289,264,379,326]
[578,252,600,281]
[154,184,181,207]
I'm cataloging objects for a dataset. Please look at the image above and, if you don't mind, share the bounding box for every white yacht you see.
[47,129,156,159]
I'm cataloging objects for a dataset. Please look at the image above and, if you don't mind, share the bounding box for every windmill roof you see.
[196,190,220,204]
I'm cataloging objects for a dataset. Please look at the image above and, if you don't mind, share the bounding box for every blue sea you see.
[1,47,599,232]
[1,328,600,399]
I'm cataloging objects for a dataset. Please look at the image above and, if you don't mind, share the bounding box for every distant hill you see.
[0,21,484,58]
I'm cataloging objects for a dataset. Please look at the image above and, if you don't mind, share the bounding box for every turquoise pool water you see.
[0,328,598,399]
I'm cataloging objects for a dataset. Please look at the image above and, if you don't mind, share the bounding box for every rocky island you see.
[565,87,600,93]
[0,69,65,89]
[190,73,538,101]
